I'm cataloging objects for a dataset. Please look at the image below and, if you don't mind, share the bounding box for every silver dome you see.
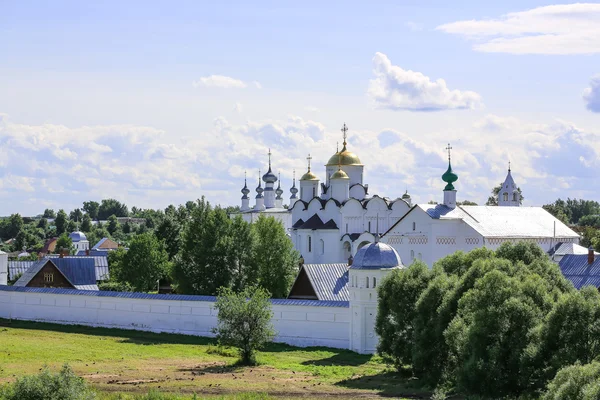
[351,242,402,270]
[69,231,87,242]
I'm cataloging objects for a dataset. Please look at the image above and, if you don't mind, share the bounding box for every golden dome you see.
[326,146,362,166]
[330,168,349,180]
[300,170,319,181]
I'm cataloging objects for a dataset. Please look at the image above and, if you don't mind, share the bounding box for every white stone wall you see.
[0,288,350,350]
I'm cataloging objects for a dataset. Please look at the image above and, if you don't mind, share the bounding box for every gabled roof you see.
[294,214,338,230]
[92,237,119,250]
[549,242,599,258]
[290,263,349,301]
[383,204,579,239]
[14,258,98,290]
[559,254,600,289]
[75,249,110,257]
[47,254,110,280]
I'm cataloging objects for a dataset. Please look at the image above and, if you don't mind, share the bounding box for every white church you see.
[236,123,578,267]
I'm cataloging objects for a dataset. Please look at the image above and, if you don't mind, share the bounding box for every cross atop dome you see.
[307,153,312,171]
[445,143,453,162]
[341,123,348,146]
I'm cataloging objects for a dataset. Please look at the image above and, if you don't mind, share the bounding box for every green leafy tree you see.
[69,208,83,222]
[80,214,92,232]
[82,201,99,220]
[66,220,76,233]
[486,183,524,206]
[252,216,298,298]
[375,260,432,369]
[229,216,258,291]
[37,218,48,230]
[6,213,23,239]
[55,209,68,235]
[172,199,234,295]
[456,200,478,206]
[42,208,56,219]
[578,214,600,228]
[107,214,119,235]
[55,233,73,253]
[155,216,181,260]
[542,362,600,400]
[212,286,275,365]
[98,198,129,220]
[110,233,171,292]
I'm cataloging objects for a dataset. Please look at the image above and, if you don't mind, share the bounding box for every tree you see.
[42,209,56,219]
[55,209,68,235]
[82,201,99,220]
[5,213,23,239]
[69,208,83,223]
[456,200,477,206]
[578,214,600,228]
[375,260,432,369]
[172,199,234,295]
[81,214,92,232]
[37,218,48,230]
[212,286,275,365]
[110,233,171,292]
[486,183,524,206]
[252,216,298,298]
[56,233,73,253]
[155,215,181,260]
[107,215,119,235]
[98,199,128,220]
[230,216,257,291]
[542,362,600,400]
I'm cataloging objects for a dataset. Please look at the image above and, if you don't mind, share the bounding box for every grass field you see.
[0,319,427,399]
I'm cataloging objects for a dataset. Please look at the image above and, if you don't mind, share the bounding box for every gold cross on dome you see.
[307,154,312,171]
[341,123,348,145]
[445,143,453,161]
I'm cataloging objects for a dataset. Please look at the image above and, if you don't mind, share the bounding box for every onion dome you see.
[402,190,411,200]
[442,162,458,191]
[262,148,278,183]
[69,231,87,242]
[330,168,349,180]
[275,173,284,199]
[351,242,402,270]
[326,123,363,166]
[301,153,319,181]
[255,171,264,199]
[241,173,250,199]
[290,171,299,198]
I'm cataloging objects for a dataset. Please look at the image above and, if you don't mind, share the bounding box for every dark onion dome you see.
[275,179,284,199]
[290,173,299,197]
[69,231,87,242]
[241,179,250,199]
[262,167,277,183]
[350,242,402,269]
[442,161,458,191]
[401,190,411,200]
[255,174,264,198]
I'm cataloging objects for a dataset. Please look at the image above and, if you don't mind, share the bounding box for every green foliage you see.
[83,201,99,220]
[107,215,119,235]
[543,198,600,225]
[154,215,181,260]
[252,215,298,298]
[578,214,600,228]
[109,233,170,292]
[43,208,56,219]
[213,286,275,365]
[69,208,83,222]
[55,209,68,236]
[542,362,600,400]
[8,272,23,285]
[56,233,73,253]
[98,199,129,220]
[81,214,92,232]
[229,215,258,291]
[0,364,95,400]
[375,260,432,369]
[37,218,48,230]
[98,281,134,292]
[6,213,23,239]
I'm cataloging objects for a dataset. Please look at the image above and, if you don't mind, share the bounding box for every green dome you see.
[442,162,458,191]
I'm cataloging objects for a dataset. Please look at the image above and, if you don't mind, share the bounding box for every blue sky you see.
[1,1,599,214]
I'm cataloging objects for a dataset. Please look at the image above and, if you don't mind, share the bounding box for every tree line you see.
[376,242,600,398]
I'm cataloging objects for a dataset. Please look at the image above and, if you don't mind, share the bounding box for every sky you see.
[1,1,599,215]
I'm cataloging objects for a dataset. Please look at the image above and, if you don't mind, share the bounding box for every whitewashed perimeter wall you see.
[0,289,350,349]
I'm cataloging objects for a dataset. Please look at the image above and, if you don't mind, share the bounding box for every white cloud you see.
[437,3,600,55]
[583,75,600,112]
[233,102,243,113]
[192,75,248,89]
[368,52,482,111]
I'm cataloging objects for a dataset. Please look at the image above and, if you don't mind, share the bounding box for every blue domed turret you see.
[275,173,284,200]
[351,242,402,270]
[69,231,87,242]
[256,171,264,199]
[262,167,278,184]
[241,176,250,200]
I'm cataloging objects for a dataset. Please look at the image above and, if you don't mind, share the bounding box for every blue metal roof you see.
[14,258,96,288]
[351,242,403,269]
[559,254,600,289]
[47,254,109,280]
[0,286,349,307]
[8,261,34,280]
[75,249,109,257]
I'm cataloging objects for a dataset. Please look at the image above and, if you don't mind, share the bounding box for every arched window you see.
[503,192,508,201]
[513,192,518,201]
[312,187,316,197]
[308,236,312,252]
[366,277,369,288]
[320,239,325,255]
[346,223,348,233]
[412,222,416,231]
[373,277,377,288]
[368,221,371,231]
[418,253,422,260]
[411,250,415,260]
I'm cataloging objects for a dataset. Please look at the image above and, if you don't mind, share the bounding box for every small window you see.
[503,192,508,201]
[312,187,316,197]
[44,273,54,283]
[368,221,371,231]
[418,253,422,260]
[308,236,312,252]
[513,192,518,201]
[366,277,369,288]
[320,239,325,255]
[412,222,416,231]
[373,277,377,288]
[346,223,348,233]
[411,250,415,260]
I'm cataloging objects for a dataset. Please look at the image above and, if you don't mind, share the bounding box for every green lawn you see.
[0,319,426,399]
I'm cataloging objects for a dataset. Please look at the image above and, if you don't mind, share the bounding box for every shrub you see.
[98,281,134,292]
[542,362,600,400]
[0,364,95,400]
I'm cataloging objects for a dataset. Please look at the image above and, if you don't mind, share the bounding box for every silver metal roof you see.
[417,205,579,239]
[559,254,600,289]
[8,261,34,280]
[302,263,349,301]
[46,254,109,281]
[351,242,403,270]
